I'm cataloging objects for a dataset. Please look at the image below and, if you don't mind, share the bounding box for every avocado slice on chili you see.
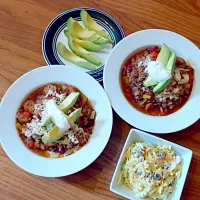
[143,44,171,87]
[41,92,80,126]
[42,108,82,145]
[153,52,176,93]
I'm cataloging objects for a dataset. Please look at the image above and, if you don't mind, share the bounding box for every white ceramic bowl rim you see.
[0,65,113,177]
[104,29,200,133]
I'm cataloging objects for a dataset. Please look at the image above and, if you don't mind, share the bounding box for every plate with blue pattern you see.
[42,7,125,82]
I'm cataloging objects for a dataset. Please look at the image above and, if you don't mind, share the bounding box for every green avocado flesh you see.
[41,92,80,126]
[143,77,158,87]
[157,44,171,66]
[67,108,82,126]
[67,17,108,45]
[153,52,176,93]
[59,92,80,113]
[80,10,113,44]
[56,42,97,70]
[42,126,63,145]
[67,32,102,66]
[42,108,82,145]
[64,30,103,52]
[143,44,171,87]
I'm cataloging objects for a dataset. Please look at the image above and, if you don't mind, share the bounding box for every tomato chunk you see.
[24,111,31,118]
[151,52,158,58]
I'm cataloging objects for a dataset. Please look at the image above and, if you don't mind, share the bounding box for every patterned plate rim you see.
[42,7,125,82]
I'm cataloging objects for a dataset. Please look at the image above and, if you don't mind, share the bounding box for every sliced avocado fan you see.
[153,52,176,93]
[67,32,102,66]
[143,43,171,87]
[80,9,113,44]
[56,42,97,70]
[67,17,108,45]
[64,30,103,52]
[42,92,80,126]
[42,108,82,145]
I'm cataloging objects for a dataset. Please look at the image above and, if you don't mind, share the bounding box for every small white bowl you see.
[110,129,192,200]
[103,29,200,133]
[0,65,113,177]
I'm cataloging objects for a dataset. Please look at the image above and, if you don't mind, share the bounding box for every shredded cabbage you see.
[118,142,182,199]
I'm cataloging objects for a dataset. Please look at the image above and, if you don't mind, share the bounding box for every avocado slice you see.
[143,76,158,87]
[56,42,97,70]
[64,30,103,52]
[67,108,82,126]
[67,17,108,45]
[59,92,80,113]
[42,114,52,127]
[42,108,82,145]
[143,44,171,87]
[41,92,80,126]
[153,52,176,93]
[67,33,102,66]
[157,44,171,66]
[42,126,63,145]
[80,10,113,44]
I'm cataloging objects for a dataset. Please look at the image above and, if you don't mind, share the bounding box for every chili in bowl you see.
[121,44,194,116]
[0,65,113,177]
[16,83,96,158]
[104,29,200,133]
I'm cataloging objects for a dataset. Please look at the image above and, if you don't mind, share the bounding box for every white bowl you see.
[103,29,200,133]
[110,129,192,200]
[0,65,113,177]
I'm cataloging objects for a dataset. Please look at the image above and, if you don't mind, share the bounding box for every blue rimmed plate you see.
[42,7,125,82]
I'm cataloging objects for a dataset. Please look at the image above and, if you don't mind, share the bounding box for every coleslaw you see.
[118,142,182,199]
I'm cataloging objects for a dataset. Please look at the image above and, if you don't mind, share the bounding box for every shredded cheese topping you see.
[22,117,47,137]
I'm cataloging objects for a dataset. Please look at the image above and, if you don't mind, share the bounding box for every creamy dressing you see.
[46,100,70,132]
[146,61,171,82]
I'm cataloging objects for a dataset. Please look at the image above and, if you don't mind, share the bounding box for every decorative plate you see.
[42,7,125,82]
